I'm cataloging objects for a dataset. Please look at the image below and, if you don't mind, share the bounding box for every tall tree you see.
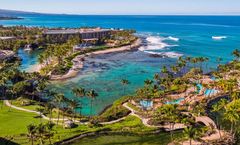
[121,79,130,95]
[183,126,199,145]
[86,89,98,115]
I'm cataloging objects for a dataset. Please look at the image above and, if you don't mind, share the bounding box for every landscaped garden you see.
[0,25,240,145]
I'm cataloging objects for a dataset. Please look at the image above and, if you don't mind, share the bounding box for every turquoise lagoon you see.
[5,15,240,115]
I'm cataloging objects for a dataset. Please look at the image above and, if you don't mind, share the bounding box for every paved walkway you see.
[180,130,226,145]
[4,100,69,121]
[123,102,229,144]
[123,103,186,131]
[4,100,129,125]
[5,100,228,144]
[4,100,185,130]
[195,116,217,129]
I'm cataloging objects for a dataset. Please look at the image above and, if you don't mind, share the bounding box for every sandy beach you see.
[90,39,142,55]
[50,38,142,80]
[26,63,43,73]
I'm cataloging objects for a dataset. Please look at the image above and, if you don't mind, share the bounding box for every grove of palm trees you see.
[0,25,240,145]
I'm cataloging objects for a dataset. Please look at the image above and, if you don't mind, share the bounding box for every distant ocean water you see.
[1,15,240,115]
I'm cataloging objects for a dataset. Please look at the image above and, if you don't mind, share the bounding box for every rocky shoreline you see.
[50,38,142,80]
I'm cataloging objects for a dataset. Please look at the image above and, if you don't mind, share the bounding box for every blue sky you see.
[0,0,240,15]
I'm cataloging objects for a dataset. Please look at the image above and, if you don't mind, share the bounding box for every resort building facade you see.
[43,27,111,41]
[0,50,15,61]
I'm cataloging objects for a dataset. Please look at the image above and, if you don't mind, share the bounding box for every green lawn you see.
[70,133,182,145]
[0,101,159,145]
[0,101,46,144]
[0,103,44,136]
[0,100,182,145]
[0,101,93,144]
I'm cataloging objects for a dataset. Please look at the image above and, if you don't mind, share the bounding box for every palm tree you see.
[86,89,98,115]
[232,49,240,61]
[68,99,80,121]
[72,87,86,98]
[72,87,85,116]
[161,65,168,74]
[121,79,130,95]
[36,123,45,145]
[230,91,240,100]
[216,57,223,67]
[177,60,186,75]
[224,104,239,134]
[27,124,37,145]
[211,102,224,140]
[191,57,199,68]
[53,93,65,125]
[0,77,7,109]
[36,107,45,123]
[44,103,54,122]
[144,79,153,86]
[183,126,199,145]
[170,65,179,74]
[153,73,160,83]
[45,122,55,144]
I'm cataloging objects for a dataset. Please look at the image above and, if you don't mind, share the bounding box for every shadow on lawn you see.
[0,137,19,145]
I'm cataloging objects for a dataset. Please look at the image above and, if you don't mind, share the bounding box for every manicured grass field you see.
[0,102,44,136]
[71,133,180,145]
[0,100,183,145]
[0,101,94,144]
[0,100,165,145]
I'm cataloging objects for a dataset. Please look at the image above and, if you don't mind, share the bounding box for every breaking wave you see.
[212,36,227,40]
[138,35,182,58]
[167,36,180,41]
[144,51,183,58]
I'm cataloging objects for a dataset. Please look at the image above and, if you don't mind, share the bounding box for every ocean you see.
[1,15,240,115]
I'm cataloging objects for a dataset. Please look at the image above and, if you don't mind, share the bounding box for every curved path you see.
[123,103,186,131]
[195,116,217,129]
[4,100,129,125]
[4,100,184,130]
[4,100,69,122]
[5,100,228,144]
[123,102,229,145]
[180,130,226,145]
[4,100,225,140]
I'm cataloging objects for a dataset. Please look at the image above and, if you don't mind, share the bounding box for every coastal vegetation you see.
[0,25,240,144]
[38,29,137,76]
[0,26,138,78]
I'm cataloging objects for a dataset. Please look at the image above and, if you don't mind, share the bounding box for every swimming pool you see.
[197,83,203,93]
[205,89,218,96]
[140,100,153,109]
[165,98,184,105]
[197,83,217,96]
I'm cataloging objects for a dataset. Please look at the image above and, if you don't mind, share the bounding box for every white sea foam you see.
[146,36,165,45]
[139,36,169,51]
[212,36,227,40]
[139,35,182,58]
[139,36,178,51]
[143,51,183,58]
[167,36,180,41]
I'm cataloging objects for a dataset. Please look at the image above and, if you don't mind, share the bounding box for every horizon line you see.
[2,8,240,16]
